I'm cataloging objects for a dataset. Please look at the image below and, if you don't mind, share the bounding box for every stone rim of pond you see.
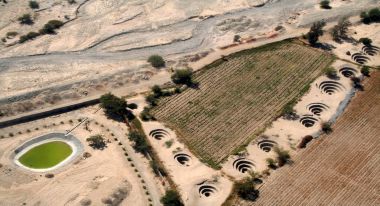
[13,132,83,172]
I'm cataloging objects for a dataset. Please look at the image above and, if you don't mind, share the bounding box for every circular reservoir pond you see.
[14,133,83,172]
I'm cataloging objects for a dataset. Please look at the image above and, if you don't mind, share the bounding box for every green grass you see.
[19,141,72,169]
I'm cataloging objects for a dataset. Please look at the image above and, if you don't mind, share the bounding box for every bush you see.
[359,37,372,46]
[86,134,106,150]
[160,190,183,206]
[152,85,163,97]
[361,66,370,76]
[321,122,332,134]
[274,147,290,167]
[171,69,195,86]
[19,32,40,43]
[320,0,331,9]
[18,14,33,25]
[29,1,39,9]
[298,135,313,148]
[6,31,18,37]
[324,67,338,79]
[140,107,155,121]
[266,158,277,169]
[150,159,167,177]
[67,0,76,4]
[145,94,159,106]
[39,20,64,34]
[236,178,260,201]
[233,35,241,42]
[148,55,165,68]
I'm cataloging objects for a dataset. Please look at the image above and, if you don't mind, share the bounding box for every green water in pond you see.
[18,141,72,169]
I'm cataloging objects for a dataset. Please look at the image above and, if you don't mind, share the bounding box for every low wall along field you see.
[152,40,334,165]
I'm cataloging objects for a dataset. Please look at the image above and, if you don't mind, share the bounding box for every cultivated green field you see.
[19,141,72,169]
[152,40,334,166]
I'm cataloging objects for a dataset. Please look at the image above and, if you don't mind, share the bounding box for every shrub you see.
[148,55,165,68]
[160,190,183,206]
[233,34,241,42]
[274,147,291,167]
[140,107,155,121]
[171,69,195,86]
[266,158,277,169]
[152,85,163,97]
[235,178,260,201]
[29,1,39,9]
[18,14,33,25]
[321,122,332,134]
[351,76,363,90]
[361,66,370,76]
[145,94,159,106]
[359,37,372,46]
[298,135,313,148]
[324,67,338,79]
[86,134,106,150]
[67,0,76,4]
[164,140,174,148]
[150,159,167,177]
[320,0,331,9]
[128,131,151,155]
[19,32,40,43]
[45,173,54,178]
[39,20,64,34]
[6,31,18,37]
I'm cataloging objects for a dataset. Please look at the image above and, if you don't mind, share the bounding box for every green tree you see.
[320,0,331,9]
[18,14,33,25]
[321,122,333,134]
[331,17,351,42]
[152,85,163,97]
[171,69,195,86]
[148,55,165,68]
[361,66,370,76]
[160,190,183,206]
[100,93,135,120]
[359,37,372,46]
[307,20,326,46]
[236,178,260,201]
[29,1,39,9]
[86,134,106,150]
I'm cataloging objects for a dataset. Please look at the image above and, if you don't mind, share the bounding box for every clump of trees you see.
[39,20,64,34]
[235,177,260,201]
[100,93,136,120]
[331,18,351,42]
[148,55,165,68]
[324,67,338,79]
[171,68,197,86]
[360,8,380,24]
[18,14,33,25]
[359,37,372,46]
[160,190,183,206]
[306,20,326,46]
[29,1,39,9]
[86,134,106,150]
[320,0,331,9]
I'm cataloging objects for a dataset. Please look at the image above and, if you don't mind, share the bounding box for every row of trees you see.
[17,18,64,43]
